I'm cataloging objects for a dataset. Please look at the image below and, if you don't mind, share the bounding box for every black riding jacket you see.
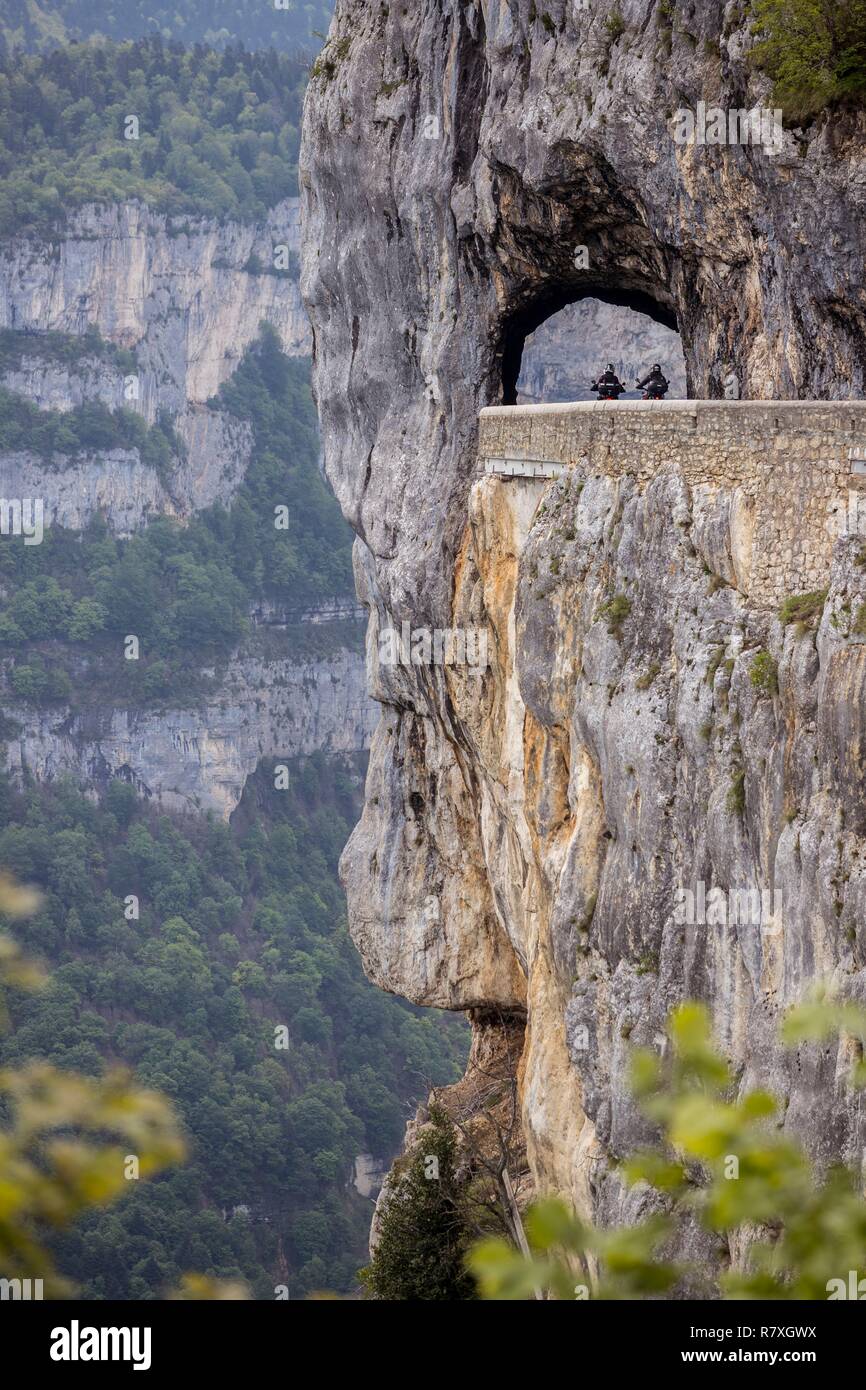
[592,370,625,393]
[637,369,669,392]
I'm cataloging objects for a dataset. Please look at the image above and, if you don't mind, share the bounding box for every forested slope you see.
[0,760,466,1297]
[0,11,468,1300]
[0,39,307,234]
[1,0,334,55]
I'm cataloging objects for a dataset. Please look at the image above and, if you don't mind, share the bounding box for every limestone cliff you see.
[0,407,252,533]
[0,195,375,815]
[301,0,866,1247]
[2,638,376,820]
[0,198,310,531]
[0,199,309,417]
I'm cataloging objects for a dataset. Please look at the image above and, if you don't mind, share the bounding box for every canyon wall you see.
[0,198,309,417]
[0,196,375,815]
[301,0,866,1245]
[0,198,309,528]
[2,639,376,819]
[0,407,253,533]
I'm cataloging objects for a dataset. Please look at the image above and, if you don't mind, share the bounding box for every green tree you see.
[751,0,866,118]
[363,1108,478,1301]
[67,597,107,641]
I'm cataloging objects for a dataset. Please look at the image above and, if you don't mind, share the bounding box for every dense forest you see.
[0,332,356,707]
[0,38,308,234]
[0,759,467,1297]
[0,325,137,376]
[1,0,334,55]
[0,388,182,469]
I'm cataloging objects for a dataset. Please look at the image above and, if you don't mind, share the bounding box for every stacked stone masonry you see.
[479,401,866,606]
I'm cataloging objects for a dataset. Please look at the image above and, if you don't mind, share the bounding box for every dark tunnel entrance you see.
[500,286,684,406]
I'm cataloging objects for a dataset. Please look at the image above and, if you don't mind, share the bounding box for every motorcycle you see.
[638,378,669,401]
[591,379,626,401]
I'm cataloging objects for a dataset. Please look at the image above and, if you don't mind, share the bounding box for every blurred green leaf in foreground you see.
[0,870,190,1296]
[470,994,866,1300]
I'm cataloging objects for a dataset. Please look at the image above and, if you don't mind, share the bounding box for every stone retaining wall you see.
[478,401,866,605]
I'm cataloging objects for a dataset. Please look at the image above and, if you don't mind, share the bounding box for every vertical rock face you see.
[0,408,253,533]
[303,0,866,624]
[0,355,131,413]
[301,1,866,1237]
[0,198,310,531]
[0,200,310,419]
[3,644,377,820]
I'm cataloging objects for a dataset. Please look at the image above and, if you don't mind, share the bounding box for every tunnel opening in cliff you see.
[501,286,681,406]
[516,295,688,405]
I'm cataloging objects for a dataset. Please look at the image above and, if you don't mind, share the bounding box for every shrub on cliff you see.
[751,0,866,119]
[596,592,631,638]
[778,589,828,626]
[749,648,778,696]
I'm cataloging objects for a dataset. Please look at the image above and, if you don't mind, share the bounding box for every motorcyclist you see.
[591,363,626,399]
[636,363,669,399]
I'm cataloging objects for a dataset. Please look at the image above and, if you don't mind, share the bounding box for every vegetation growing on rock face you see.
[596,592,631,637]
[0,762,467,1298]
[751,0,866,119]
[209,328,356,608]
[705,644,725,687]
[604,7,627,44]
[0,39,307,235]
[0,387,182,468]
[749,648,778,695]
[726,766,746,815]
[363,1019,529,1301]
[0,326,138,376]
[635,661,660,690]
[471,1000,866,1300]
[778,589,827,626]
